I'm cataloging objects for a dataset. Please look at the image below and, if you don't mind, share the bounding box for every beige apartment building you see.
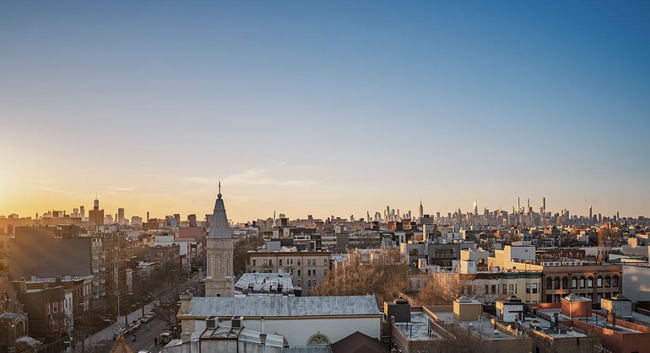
[247,250,331,295]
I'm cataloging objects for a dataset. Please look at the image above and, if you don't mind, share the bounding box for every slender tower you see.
[205,182,234,297]
[419,200,424,219]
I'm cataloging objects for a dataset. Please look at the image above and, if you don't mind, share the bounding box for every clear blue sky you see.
[1,1,649,221]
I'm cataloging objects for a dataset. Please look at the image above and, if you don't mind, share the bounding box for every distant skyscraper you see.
[473,200,478,216]
[118,208,125,225]
[517,197,520,213]
[80,206,85,219]
[589,206,593,221]
[419,201,423,219]
[543,197,546,213]
[89,196,104,225]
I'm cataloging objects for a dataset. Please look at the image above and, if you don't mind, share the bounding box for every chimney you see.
[607,310,616,327]
[55,276,62,286]
[180,292,193,315]
[259,333,267,346]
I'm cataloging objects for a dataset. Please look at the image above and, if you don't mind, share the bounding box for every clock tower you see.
[204,183,234,297]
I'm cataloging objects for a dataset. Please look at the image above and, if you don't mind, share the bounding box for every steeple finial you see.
[218,181,222,199]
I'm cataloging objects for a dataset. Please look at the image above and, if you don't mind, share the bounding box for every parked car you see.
[131,320,141,331]
[159,332,172,344]
[141,315,154,323]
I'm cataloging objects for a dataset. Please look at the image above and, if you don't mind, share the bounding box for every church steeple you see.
[208,181,230,239]
[205,182,234,297]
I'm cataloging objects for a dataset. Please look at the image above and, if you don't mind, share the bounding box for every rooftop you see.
[234,273,295,297]
[394,312,442,341]
[459,318,518,340]
[188,295,381,318]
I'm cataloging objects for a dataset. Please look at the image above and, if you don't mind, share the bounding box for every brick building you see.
[247,250,331,295]
[542,264,622,303]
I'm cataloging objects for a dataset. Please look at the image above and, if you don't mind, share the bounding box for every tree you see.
[151,291,179,338]
[232,236,264,276]
[312,249,409,305]
[416,273,464,305]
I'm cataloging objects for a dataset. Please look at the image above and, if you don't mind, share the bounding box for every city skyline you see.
[1,192,639,224]
[2,1,649,220]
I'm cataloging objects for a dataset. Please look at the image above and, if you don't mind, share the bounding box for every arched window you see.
[562,277,569,289]
[605,276,611,287]
[546,277,553,290]
[580,277,586,288]
[588,277,593,288]
[597,276,603,288]
[307,332,330,346]
[572,277,578,289]
[554,277,561,290]
[613,276,619,287]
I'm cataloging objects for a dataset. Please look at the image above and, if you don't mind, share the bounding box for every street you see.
[122,319,169,353]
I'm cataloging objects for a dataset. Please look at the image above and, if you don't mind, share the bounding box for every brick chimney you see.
[607,310,616,327]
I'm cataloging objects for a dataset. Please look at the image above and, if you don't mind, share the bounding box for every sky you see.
[1,1,649,222]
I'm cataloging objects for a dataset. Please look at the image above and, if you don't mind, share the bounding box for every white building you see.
[178,295,382,348]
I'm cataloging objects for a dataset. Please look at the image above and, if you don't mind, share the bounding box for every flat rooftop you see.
[459,319,518,340]
[394,312,442,341]
[519,314,588,338]
[234,273,295,296]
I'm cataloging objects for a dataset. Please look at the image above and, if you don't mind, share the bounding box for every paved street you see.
[74,303,172,353]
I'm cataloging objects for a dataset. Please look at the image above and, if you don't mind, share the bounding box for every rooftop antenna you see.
[218,181,222,198]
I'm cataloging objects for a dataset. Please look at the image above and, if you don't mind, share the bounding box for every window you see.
[410,249,418,256]
[588,277,593,288]
[308,259,312,266]
[298,270,301,276]
[580,277,585,288]
[533,283,538,294]
[269,259,273,266]
[313,280,316,286]
[53,302,58,313]
[53,320,58,331]
[263,259,267,266]
[323,259,327,266]
[613,276,619,287]
[546,277,552,289]
[253,260,256,266]
[308,270,312,276]
[308,280,312,287]
[562,277,569,289]
[324,269,327,276]
[491,285,496,294]
[597,276,603,287]
[297,279,302,286]
[312,259,316,266]
[485,285,489,294]
[554,277,560,289]
[526,283,531,294]
[47,304,50,314]
[290,259,294,265]
[279,259,282,266]
[509,284,514,295]
[572,277,578,289]
[605,276,611,287]
[503,284,507,294]
[297,260,301,266]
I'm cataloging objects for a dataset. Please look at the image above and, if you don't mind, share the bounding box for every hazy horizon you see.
[2,1,649,221]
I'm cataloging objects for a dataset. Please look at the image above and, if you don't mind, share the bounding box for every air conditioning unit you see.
[232,316,244,328]
[206,316,218,329]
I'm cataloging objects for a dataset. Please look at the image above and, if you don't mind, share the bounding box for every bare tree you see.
[312,249,409,305]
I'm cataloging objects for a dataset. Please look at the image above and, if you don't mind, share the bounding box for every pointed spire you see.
[208,183,230,239]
